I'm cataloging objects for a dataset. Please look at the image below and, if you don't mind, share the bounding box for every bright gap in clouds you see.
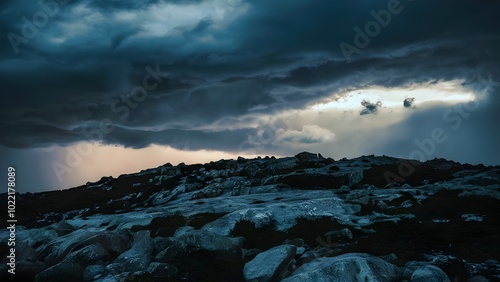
[53,143,259,191]
[310,80,476,111]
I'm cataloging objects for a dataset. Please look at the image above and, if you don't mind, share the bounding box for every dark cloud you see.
[0,0,499,157]
[360,100,382,115]
[404,97,415,108]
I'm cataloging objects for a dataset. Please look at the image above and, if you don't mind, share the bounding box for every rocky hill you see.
[1,152,499,281]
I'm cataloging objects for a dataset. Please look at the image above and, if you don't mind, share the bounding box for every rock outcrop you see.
[1,153,499,281]
[282,253,402,281]
[244,244,296,282]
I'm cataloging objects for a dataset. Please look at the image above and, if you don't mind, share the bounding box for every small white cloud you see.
[275,125,335,145]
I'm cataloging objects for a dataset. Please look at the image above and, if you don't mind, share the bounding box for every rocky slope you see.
[1,152,499,281]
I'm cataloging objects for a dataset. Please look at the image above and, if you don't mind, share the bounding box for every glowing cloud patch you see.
[310,80,477,112]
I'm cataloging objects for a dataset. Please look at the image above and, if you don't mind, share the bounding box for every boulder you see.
[113,231,154,273]
[166,230,242,261]
[39,230,101,266]
[16,241,37,261]
[152,237,173,256]
[75,232,130,256]
[242,249,262,263]
[62,244,111,267]
[173,226,195,237]
[295,152,324,163]
[51,221,75,236]
[410,265,450,282]
[191,183,223,199]
[284,238,304,247]
[244,244,297,282]
[348,170,364,187]
[221,177,250,193]
[282,253,402,282]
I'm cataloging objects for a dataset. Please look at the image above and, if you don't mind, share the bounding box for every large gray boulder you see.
[411,265,450,282]
[282,253,402,282]
[244,244,297,282]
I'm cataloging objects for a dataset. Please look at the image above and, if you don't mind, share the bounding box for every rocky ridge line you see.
[0,152,499,281]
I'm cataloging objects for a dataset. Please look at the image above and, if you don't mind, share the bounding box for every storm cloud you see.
[403,97,415,108]
[360,100,382,115]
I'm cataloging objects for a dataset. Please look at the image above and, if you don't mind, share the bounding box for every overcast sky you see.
[1,0,499,192]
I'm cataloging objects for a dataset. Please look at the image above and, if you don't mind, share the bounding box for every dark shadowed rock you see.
[173,226,195,237]
[83,265,106,282]
[242,248,262,263]
[159,230,243,281]
[16,241,37,261]
[147,262,178,280]
[244,244,297,282]
[75,232,130,257]
[152,237,173,256]
[166,230,242,260]
[295,152,324,163]
[467,276,489,282]
[150,215,188,237]
[15,260,46,280]
[191,183,223,199]
[113,231,154,273]
[51,221,75,236]
[63,244,111,267]
[34,262,84,282]
[284,238,304,247]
